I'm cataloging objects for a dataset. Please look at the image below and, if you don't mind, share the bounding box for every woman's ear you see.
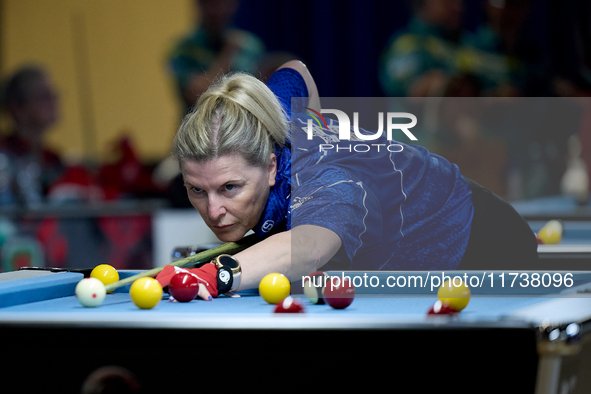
[268,153,277,187]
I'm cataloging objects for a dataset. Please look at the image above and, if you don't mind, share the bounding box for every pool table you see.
[512,195,591,222]
[529,221,591,269]
[1,268,590,393]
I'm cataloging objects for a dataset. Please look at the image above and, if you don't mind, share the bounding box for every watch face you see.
[218,255,239,270]
[218,268,231,284]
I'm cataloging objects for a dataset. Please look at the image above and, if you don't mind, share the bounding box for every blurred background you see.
[0,0,589,271]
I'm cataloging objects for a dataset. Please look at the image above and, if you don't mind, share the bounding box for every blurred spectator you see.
[380,0,550,98]
[48,134,166,204]
[430,83,509,197]
[551,0,591,204]
[98,135,164,200]
[168,0,266,114]
[460,0,552,97]
[0,65,64,206]
[461,0,576,200]
[380,0,576,201]
[379,0,509,195]
[379,0,464,97]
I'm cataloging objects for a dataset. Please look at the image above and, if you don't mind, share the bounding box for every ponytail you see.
[172,72,289,167]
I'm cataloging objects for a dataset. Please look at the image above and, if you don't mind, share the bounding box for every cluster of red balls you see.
[273,271,355,314]
[165,270,357,314]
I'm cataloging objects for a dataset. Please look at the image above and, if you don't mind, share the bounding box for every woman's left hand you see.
[156,264,219,301]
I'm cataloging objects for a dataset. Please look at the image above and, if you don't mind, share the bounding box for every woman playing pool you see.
[156,60,538,300]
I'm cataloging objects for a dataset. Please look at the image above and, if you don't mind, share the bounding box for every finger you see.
[197,283,213,301]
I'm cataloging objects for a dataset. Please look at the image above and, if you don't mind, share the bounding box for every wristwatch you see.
[212,254,241,294]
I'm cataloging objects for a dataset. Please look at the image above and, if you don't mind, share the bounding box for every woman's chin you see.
[214,227,245,242]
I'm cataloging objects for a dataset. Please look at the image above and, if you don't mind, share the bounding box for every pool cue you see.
[104,234,258,293]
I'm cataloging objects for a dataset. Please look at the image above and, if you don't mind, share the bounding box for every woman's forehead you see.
[181,154,257,184]
[182,153,247,170]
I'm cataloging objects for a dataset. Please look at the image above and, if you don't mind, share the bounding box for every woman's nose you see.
[207,195,226,219]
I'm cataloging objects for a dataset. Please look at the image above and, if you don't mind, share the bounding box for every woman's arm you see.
[234,225,341,290]
[275,60,321,113]
[196,225,342,299]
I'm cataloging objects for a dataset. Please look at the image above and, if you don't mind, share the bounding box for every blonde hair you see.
[172,72,289,167]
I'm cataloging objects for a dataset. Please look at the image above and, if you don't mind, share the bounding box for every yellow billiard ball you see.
[259,273,290,305]
[90,264,120,293]
[437,279,471,312]
[130,277,163,309]
[537,220,563,245]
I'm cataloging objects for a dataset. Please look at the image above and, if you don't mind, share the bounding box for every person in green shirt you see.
[459,0,550,97]
[168,0,266,114]
[379,0,464,97]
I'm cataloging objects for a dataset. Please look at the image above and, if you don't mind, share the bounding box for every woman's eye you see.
[224,184,236,192]
[190,186,204,194]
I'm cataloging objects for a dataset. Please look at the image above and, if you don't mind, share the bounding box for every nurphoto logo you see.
[305,107,418,153]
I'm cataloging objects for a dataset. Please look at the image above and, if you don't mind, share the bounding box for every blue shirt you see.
[260,68,473,270]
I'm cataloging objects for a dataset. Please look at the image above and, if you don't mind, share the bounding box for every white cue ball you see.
[76,277,106,307]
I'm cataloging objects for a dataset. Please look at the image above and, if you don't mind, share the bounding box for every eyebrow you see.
[222,178,245,184]
[183,178,245,189]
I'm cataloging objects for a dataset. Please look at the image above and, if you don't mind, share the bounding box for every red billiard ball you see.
[274,297,305,313]
[168,272,200,302]
[427,300,459,316]
[303,271,330,304]
[323,277,355,309]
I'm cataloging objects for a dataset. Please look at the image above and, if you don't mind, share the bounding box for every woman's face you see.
[182,153,276,242]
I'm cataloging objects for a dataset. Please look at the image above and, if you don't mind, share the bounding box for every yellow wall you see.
[0,0,193,164]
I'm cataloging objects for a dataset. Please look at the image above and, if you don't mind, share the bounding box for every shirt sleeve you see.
[291,166,381,262]
[266,67,309,118]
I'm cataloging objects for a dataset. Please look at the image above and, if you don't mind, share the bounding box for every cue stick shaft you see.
[104,234,258,292]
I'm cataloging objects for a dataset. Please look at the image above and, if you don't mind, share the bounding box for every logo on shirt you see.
[261,220,275,233]
[290,196,313,210]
